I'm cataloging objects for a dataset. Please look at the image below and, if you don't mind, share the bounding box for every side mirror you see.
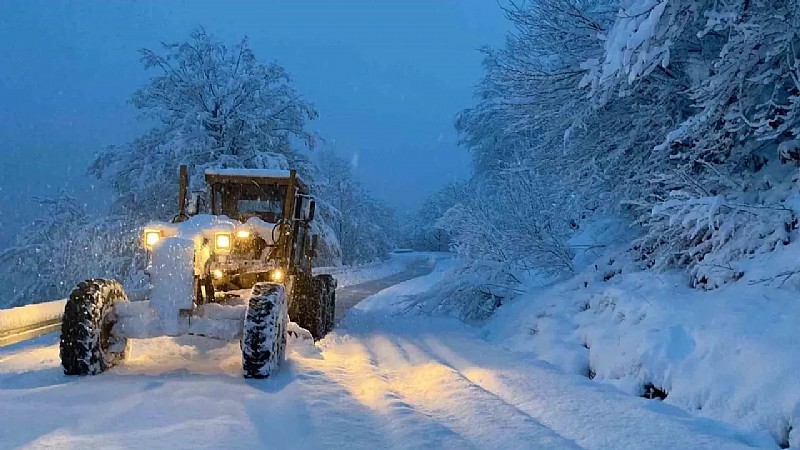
[307,199,316,222]
[310,234,319,257]
[296,195,316,222]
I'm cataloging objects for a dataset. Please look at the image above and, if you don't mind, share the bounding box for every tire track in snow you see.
[252,357,393,450]
[327,332,582,449]
[413,331,763,450]
[120,337,399,449]
[391,336,585,447]
[300,335,477,450]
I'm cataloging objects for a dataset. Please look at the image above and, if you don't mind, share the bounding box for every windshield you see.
[213,182,287,222]
[238,197,283,216]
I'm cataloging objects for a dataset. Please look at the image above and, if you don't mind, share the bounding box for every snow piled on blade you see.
[145,214,278,247]
[242,217,279,245]
[145,214,238,243]
[149,237,195,335]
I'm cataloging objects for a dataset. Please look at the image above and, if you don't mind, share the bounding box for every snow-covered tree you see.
[0,196,142,307]
[401,180,465,251]
[86,28,338,274]
[440,168,577,277]
[583,0,800,285]
[450,0,800,294]
[314,149,397,265]
[91,28,318,221]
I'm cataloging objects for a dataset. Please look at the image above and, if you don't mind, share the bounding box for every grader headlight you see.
[236,229,251,239]
[215,232,232,251]
[269,268,285,283]
[144,229,162,249]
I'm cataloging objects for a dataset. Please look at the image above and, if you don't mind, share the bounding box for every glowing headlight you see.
[144,230,162,248]
[269,269,285,283]
[236,230,251,239]
[215,233,232,250]
[212,269,224,279]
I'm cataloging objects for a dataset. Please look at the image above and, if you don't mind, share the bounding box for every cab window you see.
[213,182,287,222]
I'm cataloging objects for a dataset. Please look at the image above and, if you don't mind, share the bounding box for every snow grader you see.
[59,166,336,378]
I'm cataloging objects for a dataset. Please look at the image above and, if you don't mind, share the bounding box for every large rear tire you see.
[60,279,129,375]
[289,274,336,340]
[315,274,337,335]
[242,283,287,379]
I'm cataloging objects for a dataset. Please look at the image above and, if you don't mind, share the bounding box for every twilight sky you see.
[0,1,508,246]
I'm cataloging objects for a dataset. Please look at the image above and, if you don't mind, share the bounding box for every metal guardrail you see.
[0,300,66,348]
[0,319,62,347]
[0,289,146,348]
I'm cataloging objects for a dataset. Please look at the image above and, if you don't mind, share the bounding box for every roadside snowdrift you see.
[315,252,439,289]
[486,240,800,449]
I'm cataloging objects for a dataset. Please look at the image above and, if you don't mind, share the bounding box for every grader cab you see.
[59,166,336,379]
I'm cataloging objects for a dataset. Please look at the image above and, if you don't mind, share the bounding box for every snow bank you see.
[486,241,800,448]
[314,251,435,289]
[0,299,66,333]
[352,257,458,316]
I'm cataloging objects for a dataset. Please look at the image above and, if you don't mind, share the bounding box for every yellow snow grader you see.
[59,165,336,378]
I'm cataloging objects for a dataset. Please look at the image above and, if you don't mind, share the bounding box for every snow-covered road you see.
[0,258,768,449]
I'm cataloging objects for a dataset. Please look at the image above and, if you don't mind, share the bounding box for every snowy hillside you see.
[483,241,800,449]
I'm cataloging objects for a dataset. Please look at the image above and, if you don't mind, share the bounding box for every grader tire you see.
[289,275,322,340]
[314,274,337,334]
[60,279,129,376]
[242,282,288,379]
[289,274,336,341]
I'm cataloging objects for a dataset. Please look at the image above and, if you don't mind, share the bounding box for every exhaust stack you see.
[174,165,189,223]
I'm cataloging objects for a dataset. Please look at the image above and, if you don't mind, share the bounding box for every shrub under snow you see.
[634,163,799,289]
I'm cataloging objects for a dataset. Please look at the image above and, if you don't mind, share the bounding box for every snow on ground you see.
[351,256,458,315]
[485,240,800,449]
[0,253,773,449]
[315,251,439,289]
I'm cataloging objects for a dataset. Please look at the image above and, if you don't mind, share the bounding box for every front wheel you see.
[242,283,288,379]
[60,279,129,375]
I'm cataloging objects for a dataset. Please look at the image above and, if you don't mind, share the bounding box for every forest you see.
[402,0,800,320]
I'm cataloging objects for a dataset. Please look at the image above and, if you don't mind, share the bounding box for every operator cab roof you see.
[204,168,309,193]
[205,168,292,178]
